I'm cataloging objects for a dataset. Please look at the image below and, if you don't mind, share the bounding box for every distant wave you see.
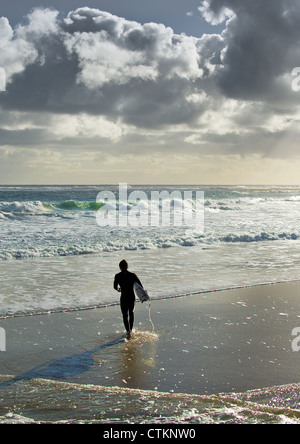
[288,195,300,202]
[50,200,104,211]
[0,201,48,214]
[0,200,104,216]
[1,192,299,217]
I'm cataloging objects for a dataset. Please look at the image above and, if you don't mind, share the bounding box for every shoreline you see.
[1,277,300,319]
[1,280,300,397]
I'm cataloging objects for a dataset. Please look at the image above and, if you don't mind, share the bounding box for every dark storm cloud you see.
[200,0,300,100]
[0,2,299,152]
[0,7,210,127]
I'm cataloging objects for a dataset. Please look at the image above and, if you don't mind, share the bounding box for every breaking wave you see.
[0,230,299,261]
[0,200,104,216]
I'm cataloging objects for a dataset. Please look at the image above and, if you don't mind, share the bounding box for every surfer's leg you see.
[129,310,134,331]
[120,302,130,333]
[128,300,135,331]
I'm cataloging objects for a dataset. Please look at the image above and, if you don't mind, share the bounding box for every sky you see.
[0,0,300,185]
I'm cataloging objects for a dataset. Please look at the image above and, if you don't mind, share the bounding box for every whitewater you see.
[1,184,300,316]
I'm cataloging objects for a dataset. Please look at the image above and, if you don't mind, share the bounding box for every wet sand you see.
[1,281,300,396]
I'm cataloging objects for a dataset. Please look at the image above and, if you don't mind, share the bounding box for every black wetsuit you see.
[114,270,143,332]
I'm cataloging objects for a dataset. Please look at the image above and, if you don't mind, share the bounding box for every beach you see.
[1,280,300,423]
[1,184,300,423]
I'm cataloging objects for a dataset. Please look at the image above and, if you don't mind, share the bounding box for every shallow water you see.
[2,283,300,425]
[1,374,300,424]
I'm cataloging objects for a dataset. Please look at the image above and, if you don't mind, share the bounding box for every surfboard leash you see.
[148,298,155,333]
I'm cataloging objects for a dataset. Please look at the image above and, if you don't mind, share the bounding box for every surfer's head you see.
[119,259,128,271]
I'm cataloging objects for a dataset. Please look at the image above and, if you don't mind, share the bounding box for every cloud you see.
[0,2,300,180]
[0,16,37,83]
[1,7,207,127]
[198,0,235,25]
[199,0,300,102]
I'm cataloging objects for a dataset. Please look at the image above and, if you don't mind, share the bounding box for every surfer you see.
[114,259,143,339]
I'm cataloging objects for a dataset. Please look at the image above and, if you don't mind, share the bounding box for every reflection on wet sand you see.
[117,331,159,389]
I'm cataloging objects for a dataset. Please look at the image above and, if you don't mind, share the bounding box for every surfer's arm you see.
[134,274,143,288]
[113,275,121,292]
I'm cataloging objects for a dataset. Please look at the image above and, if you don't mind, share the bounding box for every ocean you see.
[1,184,300,315]
[1,184,300,424]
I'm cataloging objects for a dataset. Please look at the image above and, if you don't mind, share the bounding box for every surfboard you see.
[134,281,149,303]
